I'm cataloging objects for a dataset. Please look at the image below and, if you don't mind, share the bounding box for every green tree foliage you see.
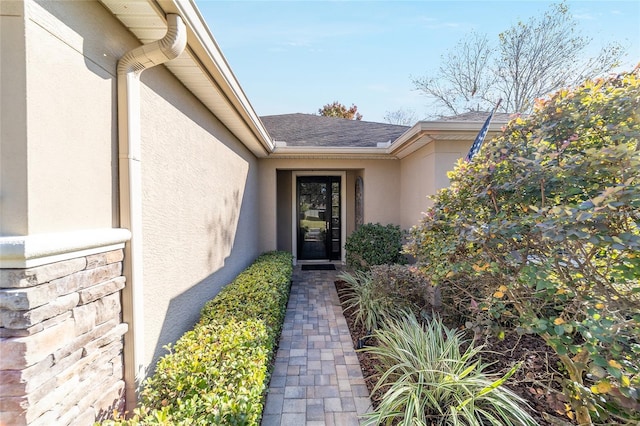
[318,101,363,120]
[413,2,626,115]
[406,68,640,424]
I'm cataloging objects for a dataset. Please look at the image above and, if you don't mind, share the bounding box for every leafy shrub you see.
[338,265,442,336]
[337,270,403,334]
[137,319,269,425]
[102,251,293,425]
[406,69,640,424]
[345,223,406,270]
[199,251,293,347]
[369,264,439,317]
[362,314,537,426]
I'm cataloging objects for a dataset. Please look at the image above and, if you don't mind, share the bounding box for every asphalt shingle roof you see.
[260,113,410,148]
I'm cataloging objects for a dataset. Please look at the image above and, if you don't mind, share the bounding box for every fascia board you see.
[388,120,506,159]
[270,146,395,160]
[106,0,274,156]
[163,0,274,155]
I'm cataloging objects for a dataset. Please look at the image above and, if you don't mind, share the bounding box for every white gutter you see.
[117,13,187,411]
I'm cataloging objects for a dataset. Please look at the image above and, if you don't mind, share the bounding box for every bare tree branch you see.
[414,1,627,115]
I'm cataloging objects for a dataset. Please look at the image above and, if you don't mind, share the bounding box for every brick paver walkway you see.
[261,266,372,425]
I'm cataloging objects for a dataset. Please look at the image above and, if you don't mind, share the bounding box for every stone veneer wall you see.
[0,249,128,425]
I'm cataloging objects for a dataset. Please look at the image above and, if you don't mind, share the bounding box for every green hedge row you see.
[103,251,293,426]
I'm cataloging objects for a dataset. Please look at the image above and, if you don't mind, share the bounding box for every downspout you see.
[117,14,187,411]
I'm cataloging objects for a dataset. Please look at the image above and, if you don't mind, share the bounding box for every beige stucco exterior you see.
[1,2,28,236]
[1,0,508,420]
[258,158,401,260]
[24,0,123,235]
[139,66,261,364]
[1,0,263,382]
[399,138,475,229]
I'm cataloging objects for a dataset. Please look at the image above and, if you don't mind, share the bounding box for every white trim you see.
[291,171,347,264]
[117,14,187,411]
[0,228,131,268]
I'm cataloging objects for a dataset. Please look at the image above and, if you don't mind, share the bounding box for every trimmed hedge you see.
[103,251,293,425]
[344,223,406,271]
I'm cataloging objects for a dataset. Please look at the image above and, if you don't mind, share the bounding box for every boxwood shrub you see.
[344,222,406,271]
[103,251,293,425]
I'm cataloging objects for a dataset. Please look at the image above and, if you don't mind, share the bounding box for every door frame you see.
[291,171,346,264]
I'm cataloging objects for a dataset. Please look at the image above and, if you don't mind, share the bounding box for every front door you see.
[297,176,341,260]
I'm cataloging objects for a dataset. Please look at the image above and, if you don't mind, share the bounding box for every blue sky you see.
[195,1,640,122]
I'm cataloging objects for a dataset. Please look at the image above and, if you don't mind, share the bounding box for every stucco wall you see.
[276,170,293,252]
[4,0,262,384]
[399,139,472,229]
[139,68,261,367]
[0,2,28,236]
[259,158,401,258]
[17,0,131,235]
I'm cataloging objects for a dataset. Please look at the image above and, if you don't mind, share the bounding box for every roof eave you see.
[100,0,274,157]
[270,146,395,160]
[388,120,506,159]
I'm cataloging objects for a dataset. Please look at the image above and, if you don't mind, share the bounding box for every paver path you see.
[261,266,372,425]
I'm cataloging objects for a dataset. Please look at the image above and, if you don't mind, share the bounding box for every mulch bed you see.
[335,279,575,426]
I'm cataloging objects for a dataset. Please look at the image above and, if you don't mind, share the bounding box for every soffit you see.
[388,120,506,159]
[268,147,396,160]
[99,0,273,157]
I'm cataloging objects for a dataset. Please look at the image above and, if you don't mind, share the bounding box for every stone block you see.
[78,276,125,305]
[0,326,32,338]
[25,349,83,395]
[52,263,122,296]
[85,250,124,269]
[71,303,98,337]
[0,355,53,397]
[1,292,79,329]
[0,281,58,311]
[75,407,98,426]
[0,317,75,369]
[52,405,79,426]
[84,323,127,355]
[94,292,122,325]
[62,318,120,358]
[28,409,60,426]
[76,378,124,419]
[0,376,60,425]
[0,395,29,413]
[0,396,28,425]
[72,298,121,338]
[94,380,125,414]
[0,258,86,289]
[0,380,27,398]
[27,409,59,426]
[75,340,123,383]
[90,380,124,416]
[0,311,73,338]
[26,375,80,423]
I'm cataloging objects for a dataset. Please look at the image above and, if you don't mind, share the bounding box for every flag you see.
[465,99,502,162]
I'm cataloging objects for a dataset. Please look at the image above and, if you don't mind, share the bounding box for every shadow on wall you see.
[33,1,141,230]
[149,184,260,372]
[206,188,241,269]
[149,269,227,371]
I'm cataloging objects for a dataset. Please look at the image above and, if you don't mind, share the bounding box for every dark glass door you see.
[297,176,341,260]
